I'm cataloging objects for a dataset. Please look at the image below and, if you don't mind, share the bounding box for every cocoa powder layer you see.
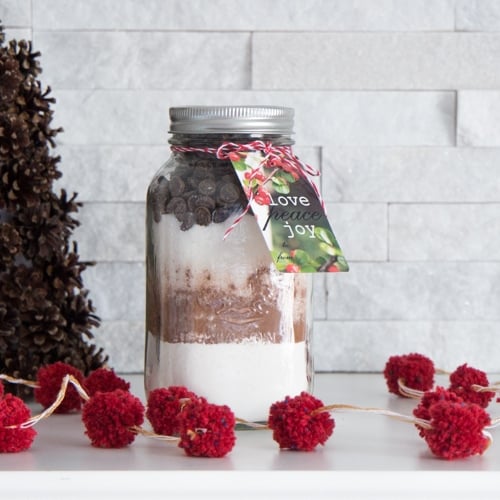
[147,265,308,344]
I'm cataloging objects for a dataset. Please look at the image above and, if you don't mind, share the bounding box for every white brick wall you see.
[2,0,500,373]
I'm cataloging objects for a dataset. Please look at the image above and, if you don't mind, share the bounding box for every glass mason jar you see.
[145,106,313,422]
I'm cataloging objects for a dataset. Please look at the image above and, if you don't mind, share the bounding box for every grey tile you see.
[389,204,500,261]
[34,31,251,90]
[72,202,145,262]
[33,0,455,31]
[0,0,31,26]
[51,90,456,147]
[313,320,500,372]
[322,147,500,203]
[54,145,167,203]
[93,321,145,373]
[83,262,145,322]
[458,91,500,147]
[254,33,500,90]
[326,262,500,321]
[456,0,500,31]
[326,202,387,262]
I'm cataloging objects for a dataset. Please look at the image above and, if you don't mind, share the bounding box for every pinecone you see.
[0,222,21,265]
[0,302,20,349]
[0,112,31,161]
[7,39,41,79]
[0,25,108,399]
[0,50,22,107]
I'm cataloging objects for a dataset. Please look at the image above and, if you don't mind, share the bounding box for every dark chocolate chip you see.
[166,197,187,219]
[150,176,170,222]
[180,211,196,231]
[194,159,214,169]
[194,206,212,226]
[217,182,240,204]
[168,175,186,197]
[193,165,213,181]
[197,178,217,196]
[187,193,216,211]
[212,207,232,223]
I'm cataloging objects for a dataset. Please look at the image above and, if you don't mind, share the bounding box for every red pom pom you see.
[449,364,494,408]
[34,362,86,413]
[421,400,491,460]
[0,394,37,452]
[177,400,235,457]
[84,368,130,397]
[413,387,464,438]
[268,392,335,451]
[82,389,144,448]
[146,386,200,436]
[383,353,435,396]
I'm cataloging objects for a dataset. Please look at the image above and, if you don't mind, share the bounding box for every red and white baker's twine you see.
[171,141,324,239]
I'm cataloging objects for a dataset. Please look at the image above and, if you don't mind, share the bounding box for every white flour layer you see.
[148,341,310,421]
[155,213,271,291]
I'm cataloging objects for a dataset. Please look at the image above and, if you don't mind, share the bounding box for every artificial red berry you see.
[383,353,435,396]
[285,263,301,273]
[82,389,144,448]
[448,364,495,408]
[421,400,491,460]
[34,362,86,413]
[228,152,240,162]
[244,169,265,183]
[268,392,334,451]
[146,386,201,436]
[254,187,272,205]
[0,394,37,452]
[84,368,130,397]
[177,400,236,458]
[327,265,339,272]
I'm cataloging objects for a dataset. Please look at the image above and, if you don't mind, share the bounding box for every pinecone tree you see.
[0,24,108,398]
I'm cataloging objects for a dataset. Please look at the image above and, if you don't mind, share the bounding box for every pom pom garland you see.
[1,359,500,461]
[383,353,435,397]
[146,386,201,436]
[82,389,145,448]
[421,400,492,460]
[84,368,131,397]
[448,364,495,408]
[267,392,335,451]
[0,394,37,452]
[177,400,236,457]
[383,353,500,407]
[34,362,86,413]
[412,387,465,438]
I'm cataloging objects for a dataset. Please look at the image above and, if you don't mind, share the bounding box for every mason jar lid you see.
[169,106,294,135]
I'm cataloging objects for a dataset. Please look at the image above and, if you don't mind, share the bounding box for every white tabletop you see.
[1,373,500,499]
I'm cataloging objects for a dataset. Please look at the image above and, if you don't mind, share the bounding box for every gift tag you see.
[230,150,349,273]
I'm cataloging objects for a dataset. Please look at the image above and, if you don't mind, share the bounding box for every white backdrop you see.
[2,0,500,373]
